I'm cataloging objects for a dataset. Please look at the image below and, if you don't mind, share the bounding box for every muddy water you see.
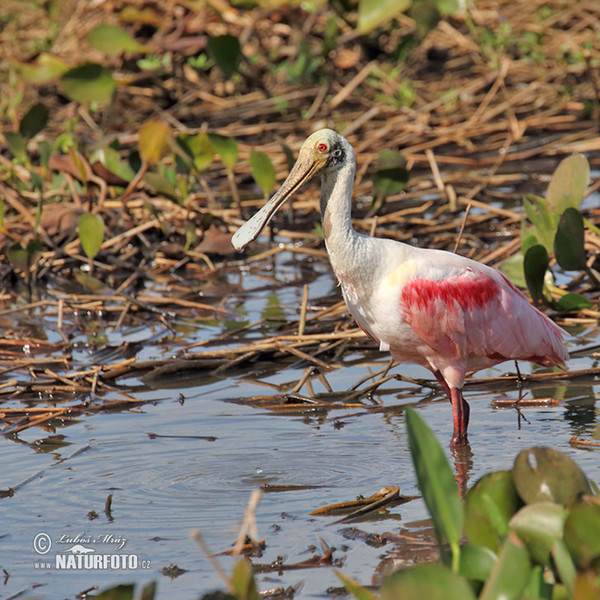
[1,251,599,600]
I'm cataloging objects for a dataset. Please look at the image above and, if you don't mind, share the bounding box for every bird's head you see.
[232,129,352,251]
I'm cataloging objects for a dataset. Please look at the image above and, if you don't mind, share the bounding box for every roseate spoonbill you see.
[232,129,568,446]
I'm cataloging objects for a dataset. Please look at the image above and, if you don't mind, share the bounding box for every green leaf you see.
[250,149,276,196]
[209,134,238,171]
[554,207,587,271]
[207,34,241,79]
[357,0,413,34]
[86,24,148,55]
[7,243,28,272]
[60,63,116,104]
[5,132,27,160]
[408,1,441,37]
[556,292,592,312]
[523,244,549,305]
[564,500,600,569]
[512,447,592,506]
[336,571,379,600]
[405,407,463,568]
[546,154,590,217]
[373,150,409,201]
[479,532,531,600]
[523,565,552,600]
[38,139,52,168]
[382,562,476,600]
[464,470,522,553]
[178,133,214,172]
[78,213,104,260]
[552,539,576,596]
[230,558,259,600]
[509,502,568,565]
[19,103,49,140]
[499,253,526,289]
[143,172,179,201]
[17,52,69,83]
[434,0,460,15]
[139,121,171,164]
[90,147,135,183]
[523,194,555,253]
[458,544,497,582]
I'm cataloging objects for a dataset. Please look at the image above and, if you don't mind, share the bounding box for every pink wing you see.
[399,267,567,367]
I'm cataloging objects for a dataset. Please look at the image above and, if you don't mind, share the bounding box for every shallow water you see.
[1,249,599,600]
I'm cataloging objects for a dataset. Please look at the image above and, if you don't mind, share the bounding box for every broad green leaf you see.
[5,132,27,160]
[38,139,53,169]
[209,134,238,170]
[138,121,171,165]
[409,1,441,37]
[358,0,413,34]
[499,253,526,289]
[464,470,522,553]
[177,133,214,172]
[509,502,567,565]
[564,501,600,569]
[68,147,89,184]
[373,150,409,201]
[479,532,531,600]
[546,154,590,217]
[27,238,43,267]
[556,292,592,312]
[336,571,379,600]
[60,63,116,104]
[458,544,497,582]
[512,447,592,506]
[17,52,69,83]
[19,103,49,140]
[90,147,135,183]
[382,562,476,600]
[405,407,463,568]
[7,243,28,272]
[207,34,241,79]
[523,244,548,305]
[230,559,259,600]
[523,565,552,600]
[554,207,587,271]
[552,539,576,596]
[523,194,554,253]
[250,149,276,196]
[143,172,179,201]
[86,24,148,55]
[78,213,104,260]
[434,0,460,15]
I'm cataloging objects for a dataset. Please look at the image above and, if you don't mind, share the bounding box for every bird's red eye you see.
[317,143,328,153]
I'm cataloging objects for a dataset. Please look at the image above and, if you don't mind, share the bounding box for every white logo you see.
[32,532,151,571]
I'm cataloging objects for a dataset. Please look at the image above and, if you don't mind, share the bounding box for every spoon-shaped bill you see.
[231,149,324,251]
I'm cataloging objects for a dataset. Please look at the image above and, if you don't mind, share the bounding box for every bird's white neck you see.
[319,153,361,279]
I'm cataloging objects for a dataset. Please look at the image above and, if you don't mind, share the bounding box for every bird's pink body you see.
[330,233,568,444]
[333,238,567,393]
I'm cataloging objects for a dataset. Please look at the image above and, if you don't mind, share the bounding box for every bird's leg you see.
[449,387,470,447]
[433,369,451,398]
[433,370,470,445]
